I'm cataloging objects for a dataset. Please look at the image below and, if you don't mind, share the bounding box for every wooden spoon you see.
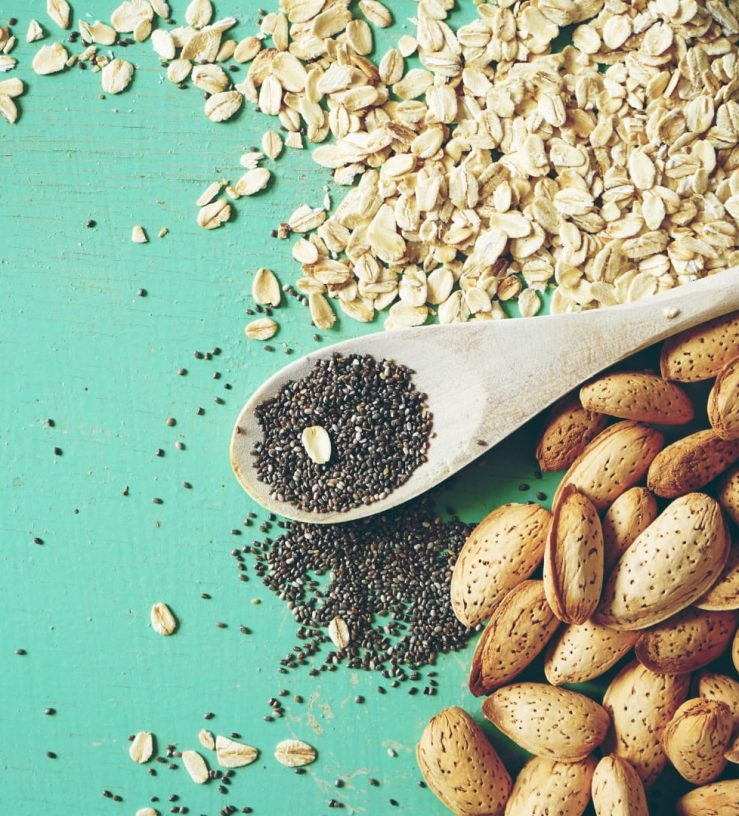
[232,270,739,524]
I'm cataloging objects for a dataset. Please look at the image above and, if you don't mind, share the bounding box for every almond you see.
[580,371,693,425]
[544,619,638,686]
[591,755,649,816]
[553,421,664,511]
[450,503,550,627]
[602,660,690,787]
[709,356,739,439]
[417,706,511,816]
[635,608,738,675]
[695,546,739,611]
[647,429,739,498]
[601,487,658,572]
[596,493,730,630]
[699,672,739,765]
[663,698,733,784]
[535,394,608,472]
[660,311,739,382]
[504,755,596,816]
[718,466,739,526]
[468,580,559,696]
[543,485,604,624]
[676,780,739,815]
[482,682,609,762]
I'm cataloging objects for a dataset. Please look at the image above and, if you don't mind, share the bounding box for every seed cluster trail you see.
[245,496,473,677]
[252,353,432,513]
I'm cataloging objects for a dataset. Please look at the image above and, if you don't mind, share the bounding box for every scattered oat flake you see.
[167,59,191,84]
[274,739,316,768]
[196,181,223,207]
[79,20,117,46]
[301,425,331,465]
[136,809,159,816]
[101,59,134,94]
[182,750,209,784]
[359,0,392,27]
[0,78,23,97]
[111,0,154,34]
[157,227,168,239]
[234,167,271,197]
[328,616,350,649]
[198,729,215,750]
[150,602,177,636]
[151,28,175,60]
[186,0,213,29]
[47,0,71,29]
[0,94,17,123]
[129,731,154,764]
[308,292,335,330]
[252,268,281,306]
[245,318,278,341]
[26,20,45,43]
[262,131,283,160]
[204,90,243,123]
[131,225,148,244]
[215,735,258,768]
[32,43,67,75]
[197,199,231,230]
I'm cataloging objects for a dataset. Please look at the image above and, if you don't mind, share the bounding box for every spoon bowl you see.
[232,269,739,524]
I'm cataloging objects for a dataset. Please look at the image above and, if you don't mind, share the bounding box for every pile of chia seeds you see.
[251,353,432,513]
[242,496,474,681]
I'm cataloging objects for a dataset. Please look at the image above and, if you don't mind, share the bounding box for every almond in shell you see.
[535,393,608,473]
[451,503,550,627]
[698,672,739,763]
[709,356,739,440]
[602,660,690,787]
[469,580,559,696]
[663,698,733,784]
[504,755,596,816]
[580,371,694,425]
[718,466,739,525]
[596,493,730,631]
[661,311,739,382]
[635,608,738,674]
[482,683,609,763]
[676,780,739,815]
[601,487,658,572]
[544,619,638,686]
[543,485,604,625]
[417,706,511,816]
[591,754,649,816]
[647,429,739,498]
[695,546,739,611]
[553,421,664,511]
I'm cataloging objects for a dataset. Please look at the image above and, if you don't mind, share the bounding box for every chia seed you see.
[252,354,432,513]
[242,495,472,674]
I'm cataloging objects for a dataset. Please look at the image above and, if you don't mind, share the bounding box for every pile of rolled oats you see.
[12,0,739,329]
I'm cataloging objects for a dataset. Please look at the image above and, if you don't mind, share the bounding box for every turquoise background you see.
[0,2,735,815]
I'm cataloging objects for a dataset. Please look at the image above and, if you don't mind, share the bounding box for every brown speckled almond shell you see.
[601,487,658,573]
[635,607,738,675]
[482,683,609,762]
[416,706,511,816]
[535,394,609,473]
[580,371,694,425]
[676,780,739,815]
[595,493,729,631]
[602,661,690,787]
[647,429,739,498]
[504,755,596,816]
[544,620,638,686]
[661,312,739,383]
[698,673,739,733]
[543,485,604,625]
[553,421,664,511]
[695,547,739,611]
[709,356,739,440]
[469,580,559,697]
[663,698,733,785]
[591,755,649,816]
[718,467,739,526]
[450,503,550,628]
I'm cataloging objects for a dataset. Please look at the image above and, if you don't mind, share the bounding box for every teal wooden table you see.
[0,3,726,815]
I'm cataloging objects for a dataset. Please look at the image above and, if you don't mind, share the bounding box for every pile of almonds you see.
[417,311,739,814]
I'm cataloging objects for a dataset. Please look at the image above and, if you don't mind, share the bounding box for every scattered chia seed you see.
[243,496,471,675]
[252,354,432,514]
[53,447,62,456]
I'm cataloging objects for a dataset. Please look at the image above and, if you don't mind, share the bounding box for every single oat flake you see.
[215,735,259,768]
[47,0,71,29]
[26,20,45,43]
[328,616,350,650]
[301,425,332,465]
[252,267,281,307]
[32,43,67,75]
[182,750,209,784]
[274,739,317,768]
[0,94,17,124]
[129,731,154,764]
[150,602,177,635]
[198,729,215,750]
[197,199,231,230]
[101,59,134,94]
[245,318,278,341]
[131,225,148,244]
